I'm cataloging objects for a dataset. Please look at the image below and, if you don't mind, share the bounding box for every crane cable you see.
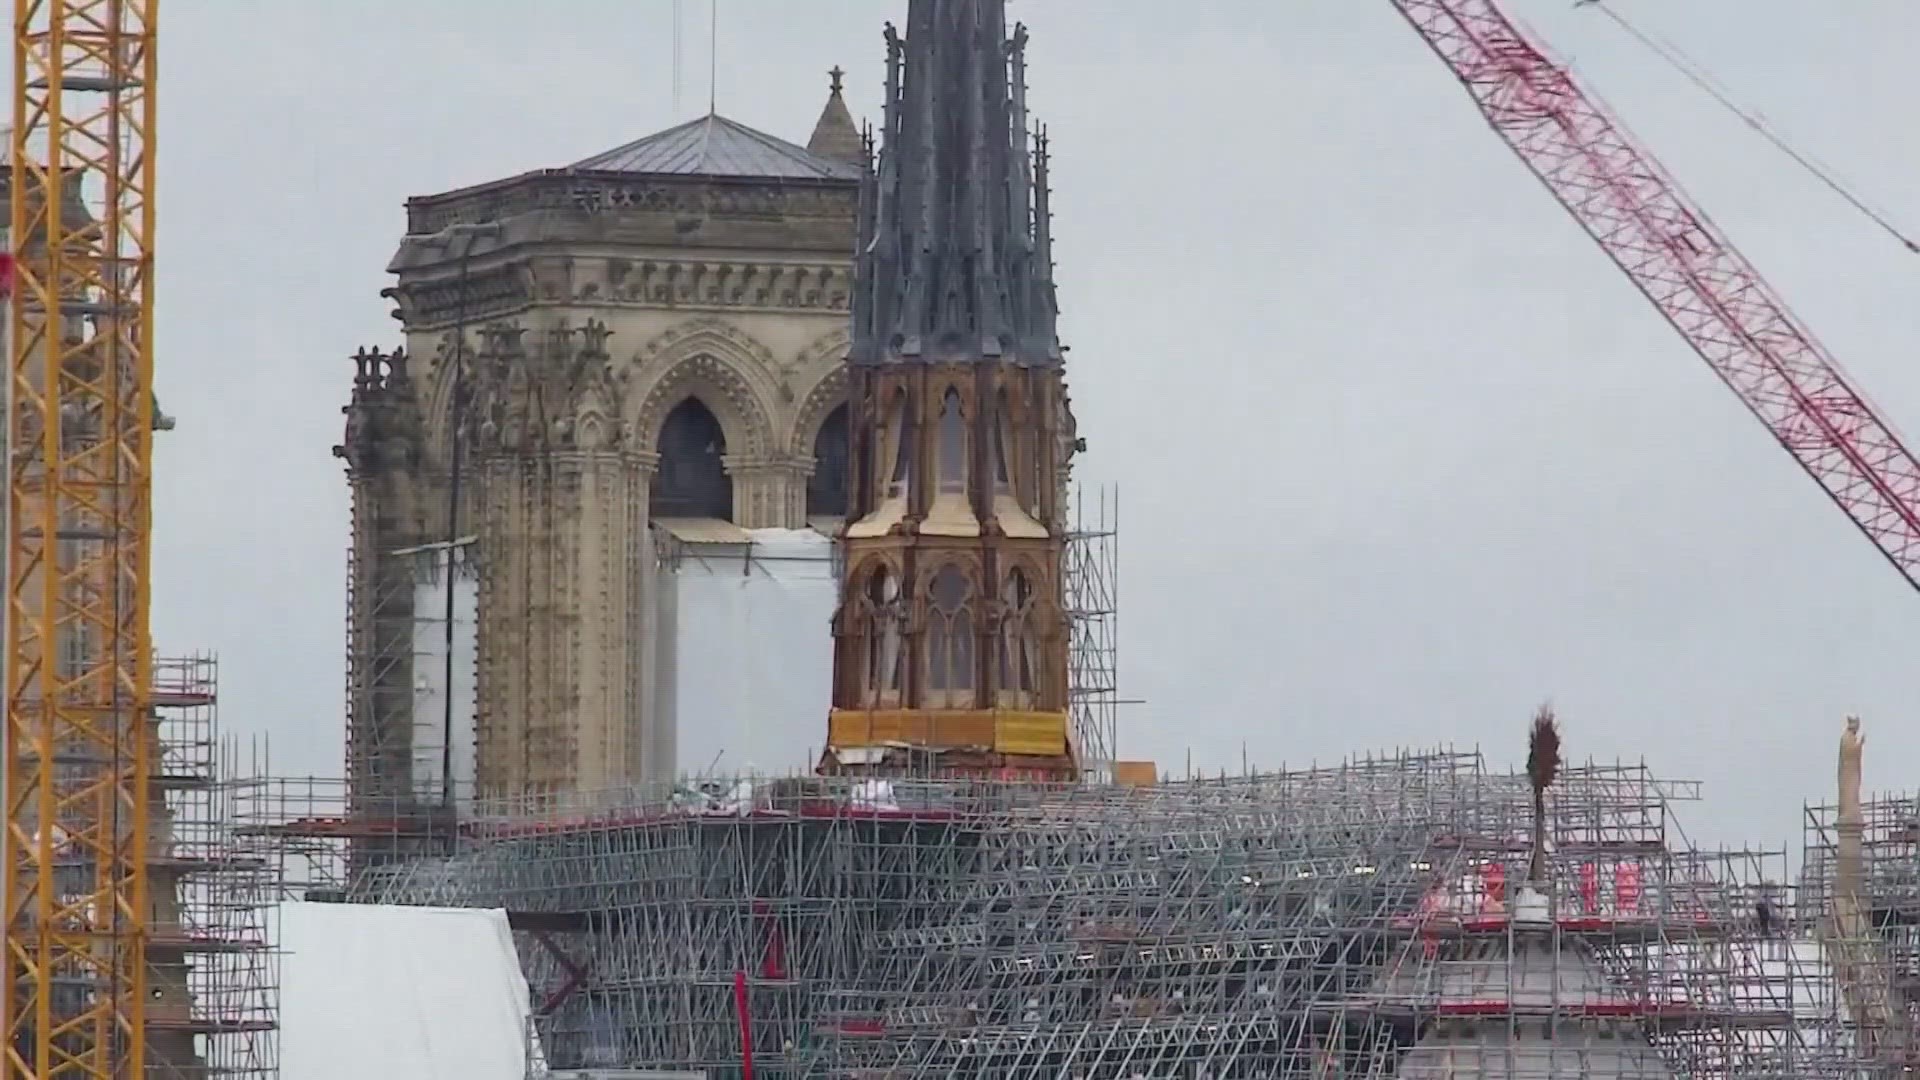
[1578,0,1920,255]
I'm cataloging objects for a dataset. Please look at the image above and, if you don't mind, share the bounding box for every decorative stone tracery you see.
[629,319,784,462]
[791,363,850,459]
[632,352,778,464]
[634,316,779,371]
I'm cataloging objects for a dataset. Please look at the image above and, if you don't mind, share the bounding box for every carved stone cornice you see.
[404,174,858,238]
[594,258,851,314]
[385,263,532,330]
[388,256,853,330]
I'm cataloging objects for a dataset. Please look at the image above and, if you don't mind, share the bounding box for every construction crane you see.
[1389,0,1914,1066]
[1390,0,1920,595]
[4,1,158,1078]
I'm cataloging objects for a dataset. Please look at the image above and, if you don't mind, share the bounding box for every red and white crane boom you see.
[1389,0,1920,593]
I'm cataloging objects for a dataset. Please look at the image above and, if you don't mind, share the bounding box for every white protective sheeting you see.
[670,527,836,778]
[407,540,479,805]
[279,901,538,1080]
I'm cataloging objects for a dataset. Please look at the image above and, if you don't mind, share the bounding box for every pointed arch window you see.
[996,566,1038,709]
[936,388,967,494]
[883,390,914,501]
[924,564,975,707]
[807,403,850,517]
[993,387,1018,498]
[652,397,732,520]
[1021,397,1044,516]
[864,564,905,708]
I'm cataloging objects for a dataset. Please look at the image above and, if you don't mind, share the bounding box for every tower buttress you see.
[825,0,1078,781]
[335,345,436,867]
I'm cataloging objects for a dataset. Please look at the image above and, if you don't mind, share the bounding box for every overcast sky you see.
[106,1,1920,852]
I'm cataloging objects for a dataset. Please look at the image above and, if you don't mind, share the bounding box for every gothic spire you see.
[850,0,1061,368]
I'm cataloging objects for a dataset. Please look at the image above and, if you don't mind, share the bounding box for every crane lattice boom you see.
[4,1,158,1077]
[1391,0,1920,592]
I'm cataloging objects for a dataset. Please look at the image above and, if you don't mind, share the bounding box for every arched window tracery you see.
[997,567,1038,708]
[863,564,905,708]
[993,388,1015,497]
[807,403,850,517]
[924,563,975,707]
[936,388,967,494]
[883,389,914,501]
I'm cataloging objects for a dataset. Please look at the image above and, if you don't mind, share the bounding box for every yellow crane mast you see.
[3,1,157,1077]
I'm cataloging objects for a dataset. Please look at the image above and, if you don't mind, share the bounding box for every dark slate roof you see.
[570,113,861,182]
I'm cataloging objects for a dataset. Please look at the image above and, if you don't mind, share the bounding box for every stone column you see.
[725,455,809,529]
[474,439,666,798]
[568,447,655,792]
[628,452,673,784]
[473,445,558,799]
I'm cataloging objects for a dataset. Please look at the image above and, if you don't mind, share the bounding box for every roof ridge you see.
[568,111,860,181]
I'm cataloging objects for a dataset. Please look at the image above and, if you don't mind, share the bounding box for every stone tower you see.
[822,0,1080,781]
[338,80,863,811]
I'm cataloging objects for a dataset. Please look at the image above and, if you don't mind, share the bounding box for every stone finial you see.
[829,65,845,94]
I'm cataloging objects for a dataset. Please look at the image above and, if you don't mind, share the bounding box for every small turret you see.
[806,66,864,166]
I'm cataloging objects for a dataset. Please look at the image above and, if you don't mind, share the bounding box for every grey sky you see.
[121,1,1920,851]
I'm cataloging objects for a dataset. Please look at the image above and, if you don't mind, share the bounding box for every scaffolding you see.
[339,397,443,872]
[227,748,1830,1079]
[1803,791,1920,1073]
[148,654,279,1079]
[1064,487,1121,782]
[232,773,458,904]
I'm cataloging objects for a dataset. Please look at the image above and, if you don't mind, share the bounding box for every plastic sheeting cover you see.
[279,901,537,1080]
[672,527,835,777]
[409,542,478,804]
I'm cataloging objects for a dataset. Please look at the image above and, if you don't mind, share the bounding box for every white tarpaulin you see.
[279,901,537,1080]
[406,539,479,805]
[670,527,836,778]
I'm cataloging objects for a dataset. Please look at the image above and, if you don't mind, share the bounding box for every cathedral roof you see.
[570,112,860,182]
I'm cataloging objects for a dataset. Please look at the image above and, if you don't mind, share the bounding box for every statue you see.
[1839,714,1864,820]
[1838,715,1865,908]
[578,317,613,359]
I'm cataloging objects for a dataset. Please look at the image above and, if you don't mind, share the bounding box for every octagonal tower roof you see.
[570,112,860,182]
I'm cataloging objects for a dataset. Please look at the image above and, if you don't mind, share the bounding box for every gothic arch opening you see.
[864,562,904,708]
[652,397,732,520]
[924,563,975,707]
[997,566,1037,708]
[936,388,967,493]
[808,403,850,517]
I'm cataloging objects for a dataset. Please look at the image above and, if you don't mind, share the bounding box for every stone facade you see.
[338,86,863,803]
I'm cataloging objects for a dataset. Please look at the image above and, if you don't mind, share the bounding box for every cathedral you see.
[336,0,1087,818]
